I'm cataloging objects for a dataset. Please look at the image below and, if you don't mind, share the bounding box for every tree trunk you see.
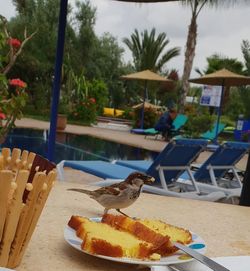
[181,14,198,113]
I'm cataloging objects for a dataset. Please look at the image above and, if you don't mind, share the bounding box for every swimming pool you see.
[2,128,158,163]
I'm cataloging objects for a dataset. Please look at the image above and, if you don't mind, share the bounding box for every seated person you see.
[154,108,177,140]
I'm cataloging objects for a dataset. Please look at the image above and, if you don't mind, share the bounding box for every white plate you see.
[64,217,207,267]
[0,268,15,271]
[178,255,250,271]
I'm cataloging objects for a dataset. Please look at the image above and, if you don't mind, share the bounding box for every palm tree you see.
[123,28,180,73]
[196,54,244,75]
[181,0,216,111]
[180,0,247,111]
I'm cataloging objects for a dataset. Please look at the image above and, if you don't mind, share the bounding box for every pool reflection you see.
[2,128,158,163]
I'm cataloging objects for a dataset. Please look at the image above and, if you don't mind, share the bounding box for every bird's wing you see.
[95,186,121,196]
[109,181,128,191]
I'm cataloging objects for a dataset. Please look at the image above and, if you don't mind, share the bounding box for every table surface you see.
[16,181,250,271]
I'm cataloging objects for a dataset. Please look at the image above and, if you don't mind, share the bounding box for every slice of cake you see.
[68,215,160,259]
[140,219,192,244]
[101,214,178,255]
[68,215,85,230]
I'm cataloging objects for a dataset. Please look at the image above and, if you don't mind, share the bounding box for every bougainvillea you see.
[0,16,33,142]
[8,38,21,49]
[70,97,97,125]
[9,78,27,88]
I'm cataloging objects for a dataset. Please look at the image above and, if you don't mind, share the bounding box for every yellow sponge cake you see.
[67,214,192,260]
[140,218,192,244]
[102,214,177,255]
[68,215,160,259]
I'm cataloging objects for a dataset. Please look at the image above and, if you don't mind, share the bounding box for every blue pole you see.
[47,0,68,161]
[214,84,224,143]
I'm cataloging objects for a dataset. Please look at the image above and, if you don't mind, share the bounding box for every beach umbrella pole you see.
[140,81,147,129]
[214,85,224,143]
[47,0,68,161]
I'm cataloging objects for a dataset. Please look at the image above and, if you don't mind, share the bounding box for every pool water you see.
[2,128,158,164]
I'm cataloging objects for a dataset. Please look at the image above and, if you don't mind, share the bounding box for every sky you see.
[1,0,250,77]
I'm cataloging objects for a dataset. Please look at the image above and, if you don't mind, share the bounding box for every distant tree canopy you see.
[4,0,249,122]
[197,54,244,75]
[7,0,132,112]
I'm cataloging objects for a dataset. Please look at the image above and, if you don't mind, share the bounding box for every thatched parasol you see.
[189,68,250,87]
[132,101,162,110]
[121,70,172,128]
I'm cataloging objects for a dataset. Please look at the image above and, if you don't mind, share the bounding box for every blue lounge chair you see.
[171,114,188,134]
[173,122,226,151]
[130,128,151,135]
[58,138,207,183]
[131,114,188,139]
[130,128,159,138]
[115,138,206,183]
[177,141,250,198]
[146,114,188,139]
[57,139,226,201]
[200,122,226,140]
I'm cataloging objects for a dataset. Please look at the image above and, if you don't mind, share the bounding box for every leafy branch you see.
[0,15,37,75]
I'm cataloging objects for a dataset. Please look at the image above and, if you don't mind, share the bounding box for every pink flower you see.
[8,38,21,48]
[9,78,27,88]
[89,98,96,103]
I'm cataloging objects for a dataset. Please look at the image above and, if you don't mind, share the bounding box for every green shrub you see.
[70,97,97,125]
[184,111,213,138]
[87,79,109,115]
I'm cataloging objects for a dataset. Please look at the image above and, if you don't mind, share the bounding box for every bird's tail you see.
[67,188,92,195]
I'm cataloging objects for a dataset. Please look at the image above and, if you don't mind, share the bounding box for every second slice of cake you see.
[102,214,192,255]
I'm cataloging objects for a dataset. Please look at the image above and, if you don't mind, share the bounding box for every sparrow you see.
[67,172,155,216]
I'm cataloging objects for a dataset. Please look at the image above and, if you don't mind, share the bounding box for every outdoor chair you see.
[170,113,188,136]
[200,122,226,141]
[130,114,188,140]
[57,138,227,202]
[176,141,250,199]
[130,127,159,137]
[145,113,188,140]
[173,122,226,150]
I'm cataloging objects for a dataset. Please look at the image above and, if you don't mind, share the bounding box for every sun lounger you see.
[200,122,226,140]
[174,122,226,150]
[130,114,188,140]
[130,128,149,135]
[147,114,188,139]
[130,128,159,138]
[176,141,250,199]
[171,114,188,134]
[57,138,227,202]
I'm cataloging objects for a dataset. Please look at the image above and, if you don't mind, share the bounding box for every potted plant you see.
[57,97,68,130]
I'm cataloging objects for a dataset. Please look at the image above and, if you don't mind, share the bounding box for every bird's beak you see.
[144,176,155,184]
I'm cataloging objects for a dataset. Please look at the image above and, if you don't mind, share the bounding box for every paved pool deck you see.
[15,118,248,185]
